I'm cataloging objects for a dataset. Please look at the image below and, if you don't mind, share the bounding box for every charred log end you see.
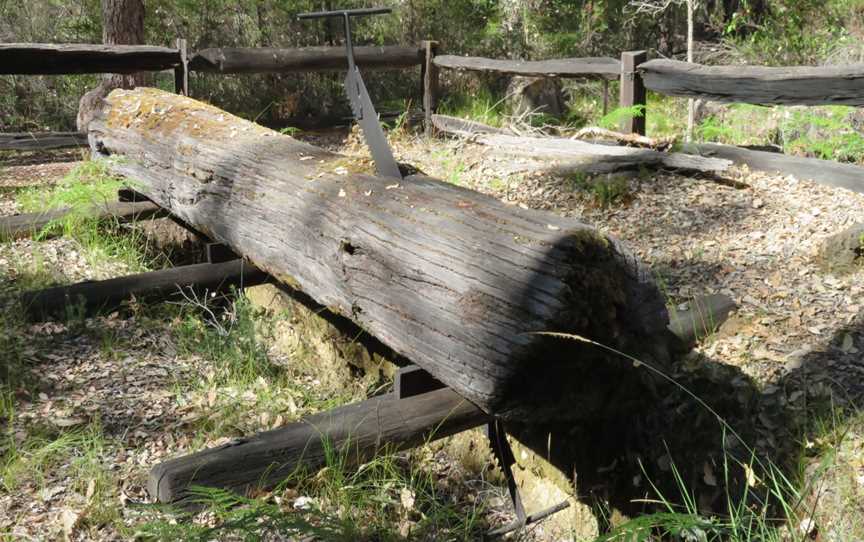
[497,228,670,423]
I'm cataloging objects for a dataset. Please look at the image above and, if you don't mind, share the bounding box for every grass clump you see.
[139,443,487,541]
[438,88,506,128]
[14,159,157,273]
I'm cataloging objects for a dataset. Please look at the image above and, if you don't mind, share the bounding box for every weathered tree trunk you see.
[78,0,146,131]
[89,88,672,421]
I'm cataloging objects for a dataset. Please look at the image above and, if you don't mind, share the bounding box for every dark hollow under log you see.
[20,259,268,319]
[189,46,423,74]
[149,387,488,503]
[89,88,672,422]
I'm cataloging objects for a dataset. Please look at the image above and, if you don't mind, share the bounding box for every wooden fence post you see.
[619,50,647,135]
[421,40,439,138]
[174,38,189,96]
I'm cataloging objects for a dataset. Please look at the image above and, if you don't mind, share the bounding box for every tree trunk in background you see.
[77,0,146,131]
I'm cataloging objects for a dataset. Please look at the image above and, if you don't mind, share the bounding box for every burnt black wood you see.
[0,132,88,150]
[0,43,181,75]
[189,46,423,74]
[0,201,164,241]
[148,387,489,503]
[20,259,268,319]
[433,55,620,80]
[90,88,672,421]
[640,59,864,106]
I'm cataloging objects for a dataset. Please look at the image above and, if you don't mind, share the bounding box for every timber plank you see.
[433,55,620,79]
[0,132,88,151]
[148,387,488,503]
[640,59,864,106]
[189,46,423,74]
[0,43,180,75]
[0,201,165,241]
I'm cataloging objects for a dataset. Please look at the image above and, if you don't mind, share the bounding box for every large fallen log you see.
[89,88,672,421]
[189,46,423,74]
[432,114,731,174]
[20,259,268,318]
[639,59,864,106]
[0,43,180,75]
[433,55,620,80]
[0,132,88,151]
[149,387,488,502]
[0,200,165,241]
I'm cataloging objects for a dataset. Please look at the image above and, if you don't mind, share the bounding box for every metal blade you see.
[344,67,402,179]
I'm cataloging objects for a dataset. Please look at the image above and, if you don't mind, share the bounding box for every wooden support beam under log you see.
[0,201,165,241]
[148,387,489,503]
[89,88,674,422]
[639,59,864,106]
[188,46,424,74]
[0,132,88,151]
[0,43,181,75]
[432,55,620,79]
[20,259,268,319]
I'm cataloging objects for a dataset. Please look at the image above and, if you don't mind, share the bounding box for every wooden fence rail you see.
[432,55,620,79]
[0,43,181,75]
[0,131,88,150]
[639,59,864,107]
[189,45,424,73]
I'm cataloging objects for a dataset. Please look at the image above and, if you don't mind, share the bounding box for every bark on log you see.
[0,43,180,75]
[639,59,864,106]
[148,387,488,503]
[89,88,672,421]
[683,142,864,194]
[0,132,88,151]
[20,259,268,319]
[0,201,165,241]
[433,55,620,80]
[432,114,731,174]
[189,46,423,74]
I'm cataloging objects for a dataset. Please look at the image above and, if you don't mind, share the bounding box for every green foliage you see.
[439,87,506,128]
[598,104,645,131]
[138,444,487,541]
[565,172,631,208]
[782,107,864,163]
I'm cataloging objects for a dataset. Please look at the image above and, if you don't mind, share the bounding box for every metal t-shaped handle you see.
[298,7,402,179]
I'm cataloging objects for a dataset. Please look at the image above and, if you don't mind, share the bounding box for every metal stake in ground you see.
[298,7,402,179]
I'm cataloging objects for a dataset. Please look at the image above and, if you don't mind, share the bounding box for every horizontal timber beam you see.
[0,132,88,151]
[189,46,424,74]
[0,43,181,75]
[0,201,165,241]
[639,59,864,106]
[433,55,620,79]
[148,387,489,503]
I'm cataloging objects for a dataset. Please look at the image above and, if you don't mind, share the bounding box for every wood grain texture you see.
[0,201,164,241]
[149,387,489,502]
[433,55,620,79]
[684,142,864,194]
[21,259,268,319]
[0,132,88,150]
[640,59,864,105]
[189,46,423,74]
[0,43,180,75]
[89,88,671,420]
